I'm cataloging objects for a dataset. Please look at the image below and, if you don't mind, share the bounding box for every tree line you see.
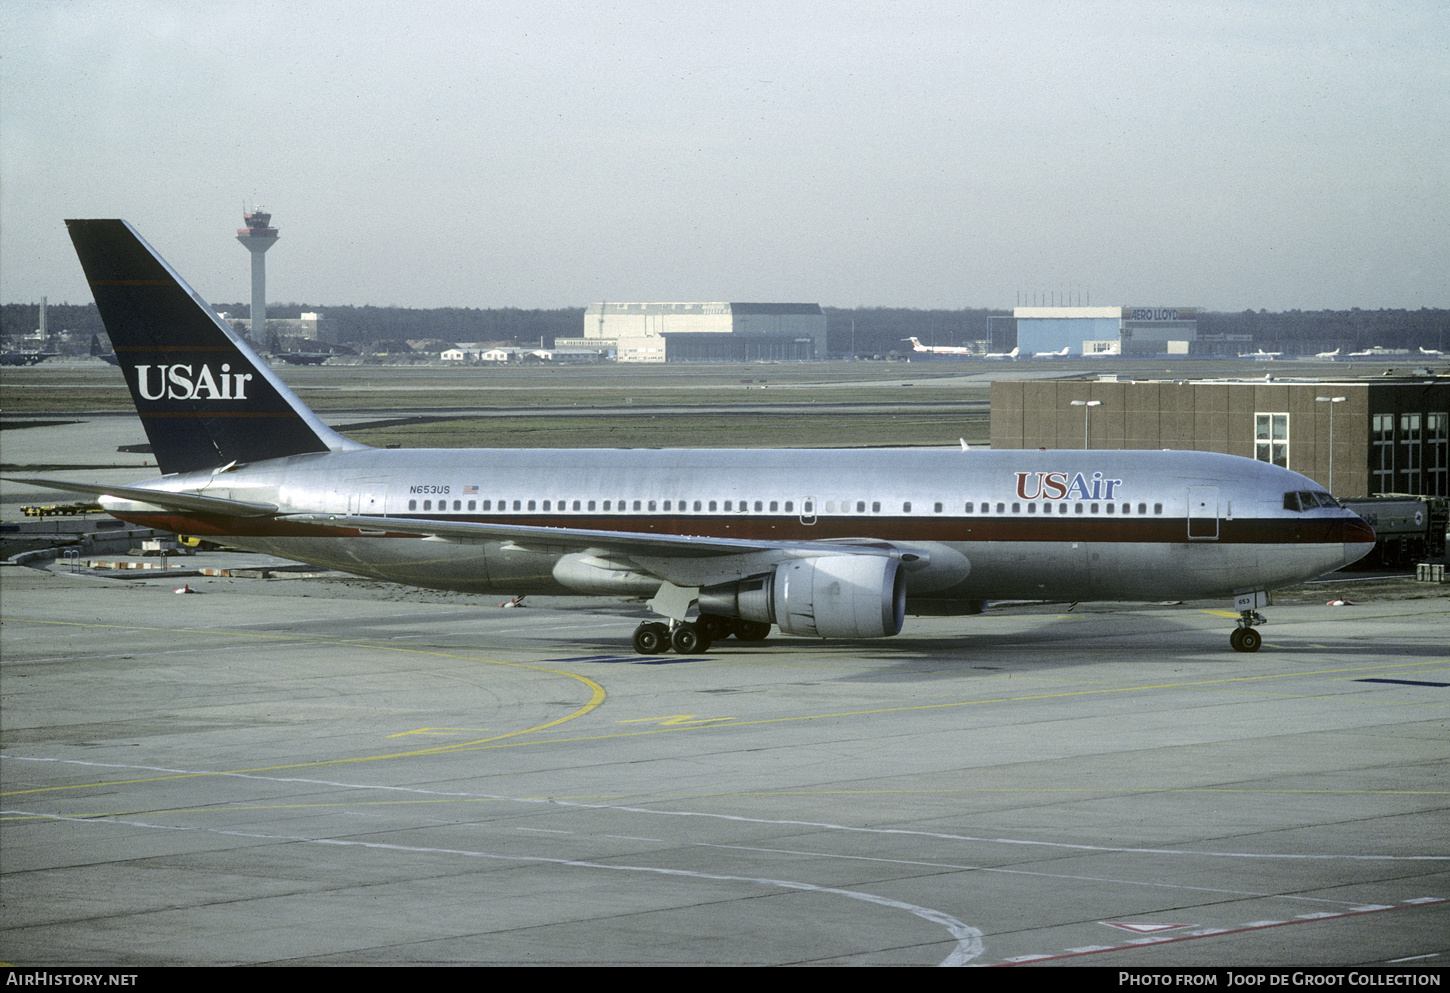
[4,301,1447,357]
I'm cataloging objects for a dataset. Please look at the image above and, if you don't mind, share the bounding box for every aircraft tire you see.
[670,624,710,654]
[697,614,732,642]
[633,623,670,655]
[1235,627,1262,653]
[733,619,771,642]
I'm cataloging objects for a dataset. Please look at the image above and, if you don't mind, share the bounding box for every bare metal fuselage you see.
[106,445,1372,608]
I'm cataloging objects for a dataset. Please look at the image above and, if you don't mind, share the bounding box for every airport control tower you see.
[236,207,279,342]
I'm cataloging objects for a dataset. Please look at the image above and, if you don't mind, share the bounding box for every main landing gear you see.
[630,615,771,655]
[1229,591,1269,653]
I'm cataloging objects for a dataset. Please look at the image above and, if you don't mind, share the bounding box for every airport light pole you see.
[1071,399,1102,449]
[1316,395,1347,494]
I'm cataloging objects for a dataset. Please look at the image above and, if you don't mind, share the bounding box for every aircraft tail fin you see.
[66,219,364,475]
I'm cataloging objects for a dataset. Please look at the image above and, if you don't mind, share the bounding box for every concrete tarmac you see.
[2,561,1446,966]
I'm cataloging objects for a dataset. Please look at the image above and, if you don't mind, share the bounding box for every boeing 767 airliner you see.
[21,220,1375,655]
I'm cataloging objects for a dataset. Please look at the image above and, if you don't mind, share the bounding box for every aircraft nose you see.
[1341,513,1377,567]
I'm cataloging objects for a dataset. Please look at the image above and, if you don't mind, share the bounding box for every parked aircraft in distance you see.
[1239,349,1283,360]
[904,336,972,355]
[1315,347,1341,360]
[1420,347,1446,358]
[23,220,1376,656]
[1348,346,1411,359]
[982,346,1020,360]
[90,334,120,366]
[1033,346,1070,358]
[274,352,333,366]
[0,350,56,366]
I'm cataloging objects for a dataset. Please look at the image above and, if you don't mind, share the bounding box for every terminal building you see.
[560,302,827,363]
[991,377,1450,500]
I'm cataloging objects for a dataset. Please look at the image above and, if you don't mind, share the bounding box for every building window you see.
[1400,413,1422,494]
[1428,413,1448,497]
[1373,413,1395,493]
[1255,412,1289,468]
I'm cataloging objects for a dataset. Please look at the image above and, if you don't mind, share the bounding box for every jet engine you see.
[698,554,906,639]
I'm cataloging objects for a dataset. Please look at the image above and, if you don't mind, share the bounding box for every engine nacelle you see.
[699,554,906,639]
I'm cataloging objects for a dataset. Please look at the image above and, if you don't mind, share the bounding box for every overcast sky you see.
[4,1,1446,312]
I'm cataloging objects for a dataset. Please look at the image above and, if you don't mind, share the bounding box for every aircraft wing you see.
[283,511,899,560]
[17,477,280,517]
[283,512,918,594]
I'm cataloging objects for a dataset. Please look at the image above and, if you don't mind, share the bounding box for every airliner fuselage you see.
[105,445,1370,607]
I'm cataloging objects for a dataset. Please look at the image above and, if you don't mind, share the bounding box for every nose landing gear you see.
[1229,591,1269,652]
[1229,619,1263,653]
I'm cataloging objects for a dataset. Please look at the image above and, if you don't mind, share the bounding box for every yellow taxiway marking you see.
[4,616,1445,802]
[386,728,493,738]
[1,616,605,796]
[617,714,737,726]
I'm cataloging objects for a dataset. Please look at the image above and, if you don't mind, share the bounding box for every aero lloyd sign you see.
[1122,307,1197,322]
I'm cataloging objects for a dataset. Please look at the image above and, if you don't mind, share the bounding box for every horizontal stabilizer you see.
[18,478,279,517]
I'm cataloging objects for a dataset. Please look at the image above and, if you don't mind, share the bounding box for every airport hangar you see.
[1003,305,1248,357]
[558,302,828,362]
[991,375,1450,502]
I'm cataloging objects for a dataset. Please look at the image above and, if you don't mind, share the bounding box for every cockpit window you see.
[1284,490,1341,511]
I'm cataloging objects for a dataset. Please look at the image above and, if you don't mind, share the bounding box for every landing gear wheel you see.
[670,623,710,654]
[697,614,732,642]
[732,619,771,642]
[632,622,670,655]
[1232,627,1262,653]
